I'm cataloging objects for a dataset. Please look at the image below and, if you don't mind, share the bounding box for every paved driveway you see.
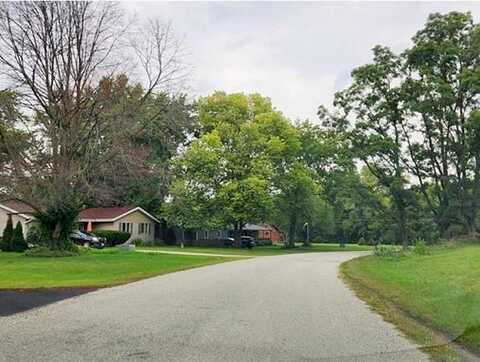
[0,252,427,361]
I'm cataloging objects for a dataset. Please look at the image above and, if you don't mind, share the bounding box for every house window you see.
[119,222,132,233]
[139,223,151,235]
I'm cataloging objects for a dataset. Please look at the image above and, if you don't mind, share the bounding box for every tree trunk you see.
[233,222,242,248]
[287,213,297,248]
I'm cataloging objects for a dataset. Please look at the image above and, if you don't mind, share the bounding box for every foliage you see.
[10,222,27,252]
[0,216,13,251]
[273,163,319,247]
[26,224,48,247]
[25,246,79,257]
[92,230,131,246]
[0,3,187,249]
[165,92,299,243]
[373,245,406,258]
[33,200,80,250]
[412,239,430,256]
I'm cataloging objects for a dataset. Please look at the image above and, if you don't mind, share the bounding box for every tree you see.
[166,92,298,245]
[0,216,13,251]
[334,46,410,248]
[10,222,27,252]
[273,163,318,247]
[403,12,480,235]
[0,2,186,249]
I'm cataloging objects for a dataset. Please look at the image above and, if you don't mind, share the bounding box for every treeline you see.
[1,4,478,250]
[321,11,480,246]
[167,12,480,247]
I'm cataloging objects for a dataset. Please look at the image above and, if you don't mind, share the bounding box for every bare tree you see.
[0,2,187,249]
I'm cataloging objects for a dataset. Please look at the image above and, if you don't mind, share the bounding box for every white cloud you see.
[122,1,480,122]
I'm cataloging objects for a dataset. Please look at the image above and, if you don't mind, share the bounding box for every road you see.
[0,252,427,361]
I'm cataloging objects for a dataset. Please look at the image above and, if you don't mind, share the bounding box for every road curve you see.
[0,252,427,361]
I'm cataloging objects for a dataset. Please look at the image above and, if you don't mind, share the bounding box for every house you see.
[242,223,284,244]
[78,206,160,242]
[0,200,36,237]
[0,201,160,242]
[190,223,284,246]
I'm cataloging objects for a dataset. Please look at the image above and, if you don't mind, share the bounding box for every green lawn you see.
[138,243,372,256]
[0,249,235,289]
[341,244,480,355]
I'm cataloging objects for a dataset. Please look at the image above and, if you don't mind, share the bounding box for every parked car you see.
[222,237,235,247]
[70,231,105,249]
[241,236,256,249]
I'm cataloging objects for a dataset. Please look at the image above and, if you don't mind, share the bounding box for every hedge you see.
[92,230,131,246]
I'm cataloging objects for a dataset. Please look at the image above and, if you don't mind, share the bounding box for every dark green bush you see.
[25,245,79,257]
[26,224,48,246]
[0,217,14,251]
[11,222,28,252]
[92,230,130,246]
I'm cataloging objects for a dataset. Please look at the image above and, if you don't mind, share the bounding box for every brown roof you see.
[0,200,35,214]
[78,207,135,220]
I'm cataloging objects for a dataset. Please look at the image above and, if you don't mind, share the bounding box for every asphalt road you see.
[0,252,427,361]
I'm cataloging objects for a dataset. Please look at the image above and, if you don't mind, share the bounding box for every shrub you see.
[26,224,48,246]
[131,238,146,246]
[374,244,406,258]
[0,217,14,251]
[25,245,79,257]
[358,237,377,246]
[413,238,430,256]
[92,230,130,246]
[10,222,28,252]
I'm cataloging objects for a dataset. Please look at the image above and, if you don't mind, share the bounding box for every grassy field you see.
[341,244,480,357]
[138,243,372,256]
[0,249,235,289]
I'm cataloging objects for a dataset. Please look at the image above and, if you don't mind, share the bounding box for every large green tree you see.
[165,92,299,245]
[334,46,410,248]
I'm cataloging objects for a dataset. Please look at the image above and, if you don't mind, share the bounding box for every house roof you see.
[79,207,134,220]
[78,206,160,223]
[0,200,35,219]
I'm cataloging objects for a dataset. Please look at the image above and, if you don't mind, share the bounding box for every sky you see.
[122,1,480,122]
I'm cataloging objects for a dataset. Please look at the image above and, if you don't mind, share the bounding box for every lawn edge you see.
[0,255,238,291]
[339,256,478,362]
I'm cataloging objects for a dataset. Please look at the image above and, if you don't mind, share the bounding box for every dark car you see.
[70,231,105,249]
[222,237,235,247]
[241,236,256,249]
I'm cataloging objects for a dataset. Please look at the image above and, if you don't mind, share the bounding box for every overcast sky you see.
[123,2,480,122]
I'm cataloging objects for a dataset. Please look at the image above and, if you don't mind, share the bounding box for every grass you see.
[0,248,235,289]
[341,244,480,360]
[138,242,372,256]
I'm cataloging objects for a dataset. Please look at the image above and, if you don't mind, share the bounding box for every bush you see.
[25,245,79,257]
[413,238,430,256]
[374,244,406,258]
[131,238,146,246]
[92,230,130,246]
[358,237,376,246]
[0,217,14,251]
[26,224,48,246]
[10,222,28,252]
